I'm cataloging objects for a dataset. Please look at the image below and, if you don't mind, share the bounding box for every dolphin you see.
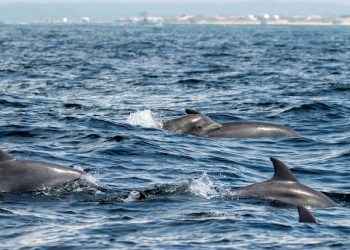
[297,206,317,223]
[162,109,222,136]
[163,109,299,138]
[230,157,337,208]
[0,149,84,192]
[205,121,299,138]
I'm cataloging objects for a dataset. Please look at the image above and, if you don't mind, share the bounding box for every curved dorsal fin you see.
[0,149,15,162]
[297,206,317,223]
[270,157,298,182]
[185,108,202,115]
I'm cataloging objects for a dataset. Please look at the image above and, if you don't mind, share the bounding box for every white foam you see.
[188,172,219,200]
[71,167,106,194]
[126,109,162,129]
[80,172,104,188]
[36,171,105,195]
[122,190,143,202]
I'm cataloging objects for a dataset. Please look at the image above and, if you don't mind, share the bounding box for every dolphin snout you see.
[199,122,222,135]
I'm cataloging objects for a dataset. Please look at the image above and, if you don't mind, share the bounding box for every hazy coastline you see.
[1,1,350,25]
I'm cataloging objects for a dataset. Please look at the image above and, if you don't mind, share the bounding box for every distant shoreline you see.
[163,20,350,26]
[3,22,350,26]
[3,16,350,26]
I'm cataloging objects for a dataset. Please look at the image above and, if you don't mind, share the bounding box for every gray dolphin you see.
[0,149,84,192]
[298,206,317,223]
[163,109,299,138]
[162,109,222,136]
[230,157,337,208]
[206,121,299,138]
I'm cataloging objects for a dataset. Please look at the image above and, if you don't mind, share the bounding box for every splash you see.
[122,190,144,202]
[140,173,225,200]
[187,172,220,200]
[80,172,105,190]
[42,169,106,195]
[126,109,162,129]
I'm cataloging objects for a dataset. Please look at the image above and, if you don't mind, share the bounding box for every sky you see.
[0,0,349,23]
[0,0,349,3]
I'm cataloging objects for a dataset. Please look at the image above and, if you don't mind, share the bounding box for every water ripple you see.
[0,24,349,249]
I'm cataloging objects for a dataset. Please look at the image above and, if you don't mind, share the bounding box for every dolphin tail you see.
[297,206,317,224]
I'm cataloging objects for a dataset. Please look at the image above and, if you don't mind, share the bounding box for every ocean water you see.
[0,24,349,249]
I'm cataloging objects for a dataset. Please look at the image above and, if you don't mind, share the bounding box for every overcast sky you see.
[1,0,349,23]
[0,0,349,3]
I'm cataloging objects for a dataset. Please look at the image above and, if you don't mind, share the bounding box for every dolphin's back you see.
[232,180,337,208]
[230,157,337,208]
[206,122,299,138]
[0,160,84,192]
[162,116,189,133]
[162,114,221,135]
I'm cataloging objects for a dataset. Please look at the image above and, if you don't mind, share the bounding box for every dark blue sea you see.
[0,24,349,249]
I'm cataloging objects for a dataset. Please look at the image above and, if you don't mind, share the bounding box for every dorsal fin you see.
[0,149,15,162]
[185,108,202,115]
[297,206,317,223]
[270,157,298,182]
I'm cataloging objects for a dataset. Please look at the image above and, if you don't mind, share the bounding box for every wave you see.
[176,78,203,84]
[1,130,34,138]
[0,126,62,138]
[63,103,83,109]
[0,99,28,108]
[0,208,14,215]
[201,52,233,57]
[280,101,348,118]
[282,102,332,113]
[332,82,350,91]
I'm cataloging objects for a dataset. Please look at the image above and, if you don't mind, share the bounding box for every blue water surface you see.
[0,24,350,249]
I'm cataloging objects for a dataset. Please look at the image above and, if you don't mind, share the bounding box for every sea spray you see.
[126,109,162,129]
[122,190,145,202]
[188,172,219,200]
